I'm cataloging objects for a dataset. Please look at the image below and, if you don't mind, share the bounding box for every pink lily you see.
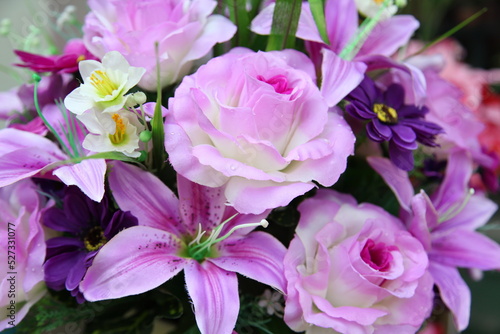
[80,161,286,334]
[368,149,500,331]
[0,127,106,202]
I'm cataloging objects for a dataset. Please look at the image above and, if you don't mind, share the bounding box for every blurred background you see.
[0,0,499,333]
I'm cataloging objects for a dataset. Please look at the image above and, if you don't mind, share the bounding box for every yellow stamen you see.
[76,55,86,62]
[373,103,398,124]
[89,70,118,97]
[373,0,385,4]
[109,113,127,145]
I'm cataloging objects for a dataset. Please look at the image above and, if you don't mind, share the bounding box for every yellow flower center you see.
[109,113,127,145]
[373,0,384,4]
[76,55,86,62]
[84,226,107,252]
[373,103,398,124]
[90,70,118,97]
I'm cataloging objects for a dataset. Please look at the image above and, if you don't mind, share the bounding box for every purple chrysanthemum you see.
[346,76,443,170]
[42,186,138,303]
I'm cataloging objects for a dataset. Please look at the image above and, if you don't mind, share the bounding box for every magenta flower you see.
[80,161,286,334]
[368,149,500,331]
[83,0,236,90]
[165,49,360,214]
[283,189,433,334]
[43,186,137,303]
[0,180,46,330]
[14,39,96,74]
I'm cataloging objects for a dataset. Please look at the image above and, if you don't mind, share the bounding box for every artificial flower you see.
[14,39,96,74]
[345,75,443,170]
[64,51,146,115]
[165,49,359,214]
[354,0,399,19]
[0,127,107,202]
[368,149,500,330]
[251,0,418,66]
[80,161,286,334]
[283,189,433,333]
[0,180,46,330]
[42,186,137,303]
[77,109,144,158]
[82,0,237,90]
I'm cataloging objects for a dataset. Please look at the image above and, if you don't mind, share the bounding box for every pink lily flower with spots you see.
[80,161,286,334]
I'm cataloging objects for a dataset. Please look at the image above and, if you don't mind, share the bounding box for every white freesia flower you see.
[354,0,399,19]
[77,110,144,157]
[64,51,146,115]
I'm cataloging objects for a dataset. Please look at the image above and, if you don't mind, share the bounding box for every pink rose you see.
[284,189,433,334]
[0,180,46,330]
[165,49,356,214]
[83,0,236,90]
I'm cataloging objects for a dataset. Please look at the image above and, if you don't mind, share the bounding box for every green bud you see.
[32,73,42,83]
[139,130,152,142]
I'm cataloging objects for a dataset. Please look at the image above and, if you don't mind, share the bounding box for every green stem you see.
[308,0,329,44]
[32,74,72,157]
[408,8,487,57]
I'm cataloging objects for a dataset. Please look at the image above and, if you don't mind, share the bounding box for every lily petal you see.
[431,229,500,270]
[429,262,470,331]
[53,159,106,202]
[184,260,239,334]
[177,174,227,234]
[211,231,287,292]
[320,49,367,108]
[107,161,183,235]
[80,226,186,300]
[367,156,414,212]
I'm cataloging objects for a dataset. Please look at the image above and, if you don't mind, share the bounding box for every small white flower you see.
[354,0,398,19]
[258,289,284,317]
[64,51,146,115]
[77,109,144,158]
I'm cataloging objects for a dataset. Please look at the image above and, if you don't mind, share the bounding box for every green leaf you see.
[151,42,166,173]
[266,0,302,51]
[227,0,251,47]
[308,0,329,44]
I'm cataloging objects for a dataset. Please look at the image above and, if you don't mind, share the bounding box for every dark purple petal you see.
[372,119,393,140]
[44,250,85,290]
[45,237,84,258]
[65,252,88,290]
[43,206,86,234]
[345,102,374,120]
[366,122,386,142]
[103,210,138,238]
[388,141,414,171]
[391,124,417,143]
[383,84,405,109]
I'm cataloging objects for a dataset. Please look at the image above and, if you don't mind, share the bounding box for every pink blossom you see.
[165,49,360,214]
[283,189,433,334]
[83,0,236,90]
[368,150,500,330]
[0,180,46,330]
[80,161,286,334]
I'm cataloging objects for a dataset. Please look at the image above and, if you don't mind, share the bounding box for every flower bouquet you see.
[1,0,500,333]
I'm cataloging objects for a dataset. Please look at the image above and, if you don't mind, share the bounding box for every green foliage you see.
[266,0,302,51]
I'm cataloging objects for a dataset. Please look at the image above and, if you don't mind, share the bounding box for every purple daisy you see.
[346,76,443,170]
[42,186,138,303]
